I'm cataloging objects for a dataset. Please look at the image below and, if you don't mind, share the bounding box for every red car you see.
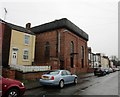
[0,75,25,97]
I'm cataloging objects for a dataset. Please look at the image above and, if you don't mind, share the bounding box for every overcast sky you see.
[0,0,119,58]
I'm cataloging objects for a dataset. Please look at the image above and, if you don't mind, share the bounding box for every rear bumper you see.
[39,79,59,86]
[94,71,105,76]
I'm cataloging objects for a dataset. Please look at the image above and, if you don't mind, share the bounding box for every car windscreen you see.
[46,70,60,75]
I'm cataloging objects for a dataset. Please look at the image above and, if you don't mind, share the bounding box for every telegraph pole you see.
[4,8,7,20]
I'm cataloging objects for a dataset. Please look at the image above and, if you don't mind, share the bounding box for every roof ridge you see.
[0,18,34,35]
[31,18,88,41]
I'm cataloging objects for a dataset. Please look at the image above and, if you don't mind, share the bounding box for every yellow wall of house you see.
[9,29,36,66]
[101,57,109,68]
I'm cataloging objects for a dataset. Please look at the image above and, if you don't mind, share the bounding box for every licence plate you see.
[42,76,49,80]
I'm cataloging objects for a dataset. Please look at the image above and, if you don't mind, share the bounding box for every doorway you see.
[11,48,18,65]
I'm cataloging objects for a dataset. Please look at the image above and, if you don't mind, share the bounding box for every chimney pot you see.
[26,23,31,30]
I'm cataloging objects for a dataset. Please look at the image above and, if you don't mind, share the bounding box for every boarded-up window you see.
[81,46,84,68]
[70,41,74,68]
[45,42,50,61]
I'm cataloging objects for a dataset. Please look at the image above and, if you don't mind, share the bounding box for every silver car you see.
[39,70,77,88]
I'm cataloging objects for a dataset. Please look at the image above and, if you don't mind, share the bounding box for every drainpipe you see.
[56,30,61,69]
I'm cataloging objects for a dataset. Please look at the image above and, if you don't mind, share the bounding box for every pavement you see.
[24,72,94,90]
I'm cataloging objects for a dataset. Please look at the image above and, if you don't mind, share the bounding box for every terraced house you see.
[0,19,36,68]
[31,18,89,74]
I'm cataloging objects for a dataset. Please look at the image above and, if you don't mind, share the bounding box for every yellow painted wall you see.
[9,29,36,65]
[101,57,109,68]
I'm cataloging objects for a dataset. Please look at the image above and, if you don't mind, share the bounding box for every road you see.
[76,71,118,95]
[23,71,119,96]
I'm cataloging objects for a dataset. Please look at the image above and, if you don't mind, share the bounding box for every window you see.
[61,71,67,76]
[94,55,96,62]
[24,35,30,45]
[70,41,74,54]
[88,53,91,63]
[70,41,74,68]
[81,46,84,68]
[66,70,71,75]
[81,46,84,59]
[45,42,50,61]
[23,49,29,60]
[46,70,60,75]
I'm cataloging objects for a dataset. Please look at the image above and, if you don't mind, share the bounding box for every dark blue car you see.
[94,68,106,76]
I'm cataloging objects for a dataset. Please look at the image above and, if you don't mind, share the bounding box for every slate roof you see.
[31,18,89,41]
[0,19,34,35]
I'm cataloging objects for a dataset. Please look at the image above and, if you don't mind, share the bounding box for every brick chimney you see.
[26,23,31,30]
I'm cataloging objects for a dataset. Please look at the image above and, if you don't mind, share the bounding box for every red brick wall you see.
[2,24,12,68]
[35,31,57,65]
[2,69,48,80]
[60,29,88,74]
[15,71,47,80]
[35,28,88,74]
[87,68,94,73]
[2,68,15,79]
[0,23,5,66]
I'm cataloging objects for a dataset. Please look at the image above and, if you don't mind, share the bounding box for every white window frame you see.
[23,49,29,61]
[24,35,30,45]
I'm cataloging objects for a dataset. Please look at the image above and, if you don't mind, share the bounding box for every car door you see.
[61,70,70,84]
[66,70,74,83]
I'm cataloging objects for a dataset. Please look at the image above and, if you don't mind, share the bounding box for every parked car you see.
[108,68,113,73]
[104,68,110,74]
[0,75,26,97]
[114,68,120,71]
[94,68,106,76]
[39,70,78,88]
[112,67,116,72]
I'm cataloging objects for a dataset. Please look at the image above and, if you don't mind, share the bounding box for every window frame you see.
[70,41,74,68]
[81,46,84,68]
[23,49,29,61]
[44,42,50,61]
[24,35,30,45]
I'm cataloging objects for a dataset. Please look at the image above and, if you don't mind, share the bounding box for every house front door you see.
[11,48,18,65]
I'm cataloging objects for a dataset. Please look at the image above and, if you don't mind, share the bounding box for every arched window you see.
[70,41,74,68]
[45,42,50,61]
[70,41,74,54]
[81,46,84,68]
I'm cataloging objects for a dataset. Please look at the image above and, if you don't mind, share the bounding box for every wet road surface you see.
[23,71,119,96]
[76,71,118,95]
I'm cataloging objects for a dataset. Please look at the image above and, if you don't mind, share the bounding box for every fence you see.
[10,65,51,73]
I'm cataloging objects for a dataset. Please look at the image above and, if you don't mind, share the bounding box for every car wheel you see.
[74,78,77,84]
[59,80,64,88]
[6,88,19,97]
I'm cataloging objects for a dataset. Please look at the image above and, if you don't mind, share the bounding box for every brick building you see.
[0,19,4,73]
[31,18,89,74]
[0,19,6,67]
